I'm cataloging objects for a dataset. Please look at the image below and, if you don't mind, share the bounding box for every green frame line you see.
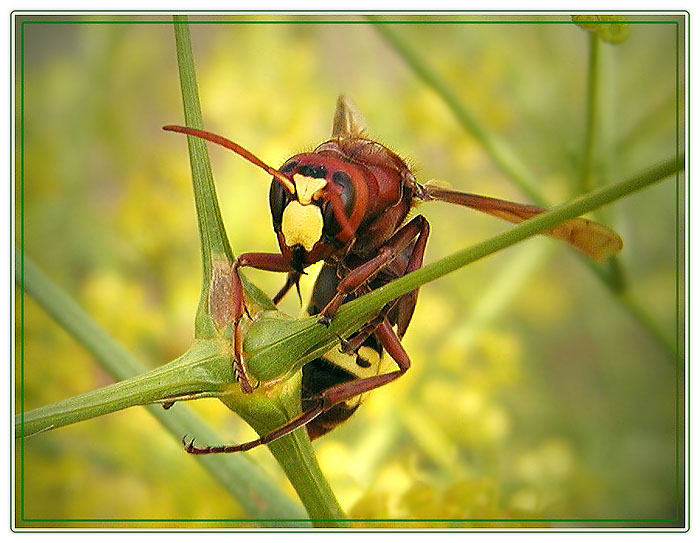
[10,19,689,24]
[13,12,688,530]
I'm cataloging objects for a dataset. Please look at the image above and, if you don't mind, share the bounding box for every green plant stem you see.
[16,151,679,521]
[269,429,347,525]
[173,16,232,270]
[371,21,678,358]
[16,336,229,437]
[170,16,346,525]
[246,153,683,381]
[577,33,661,352]
[581,32,600,193]
[17,254,308,523]
[170,17,275,330]
[173,16,235,339]
[347,154,682,326]
[222,377,347,524]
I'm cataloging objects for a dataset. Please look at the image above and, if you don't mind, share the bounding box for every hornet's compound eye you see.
[331,171,356,215]
[270,177,294,230]
[269,159,301,229]
[321,170,355,243]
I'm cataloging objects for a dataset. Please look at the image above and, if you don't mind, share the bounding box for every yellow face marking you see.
[281,200,324,251]
[294,175,327,205]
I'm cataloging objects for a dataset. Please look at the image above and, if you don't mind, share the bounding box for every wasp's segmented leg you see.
[184,317,411,455]
[394,218,430,338]
[184,401,326,454]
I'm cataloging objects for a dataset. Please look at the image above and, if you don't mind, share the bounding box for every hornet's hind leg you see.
[183,316,411,454]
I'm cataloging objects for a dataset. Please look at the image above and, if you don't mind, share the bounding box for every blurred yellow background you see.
[16,14,684,527]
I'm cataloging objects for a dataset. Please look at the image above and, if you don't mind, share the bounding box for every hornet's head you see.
[269,153,365,272]
[161,124,368,273]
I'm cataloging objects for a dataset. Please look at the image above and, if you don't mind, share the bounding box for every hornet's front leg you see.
[230,252,293,393]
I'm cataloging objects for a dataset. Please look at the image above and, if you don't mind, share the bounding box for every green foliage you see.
[16,14,683,527]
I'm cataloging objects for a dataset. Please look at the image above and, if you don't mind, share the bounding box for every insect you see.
[164,96,622,453]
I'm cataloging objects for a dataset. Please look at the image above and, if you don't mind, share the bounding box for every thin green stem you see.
[173,16,232,269]
[333,155,683,334]
[581,33,601,193]
[578,33,650,351]
[173,16,235,339]
[16,337,229,437]
[372,21,677,358]
[371,20,544,205]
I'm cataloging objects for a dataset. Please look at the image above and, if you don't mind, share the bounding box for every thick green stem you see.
[17,254,307,522]
[268,431,347,525]
[222,376,347,525]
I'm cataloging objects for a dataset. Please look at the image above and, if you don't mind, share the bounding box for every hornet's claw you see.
[184,437,197,453]
[337,334,356,354]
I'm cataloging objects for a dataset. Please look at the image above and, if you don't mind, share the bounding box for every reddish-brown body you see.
[274,138,414,269]
[163,95,622,454]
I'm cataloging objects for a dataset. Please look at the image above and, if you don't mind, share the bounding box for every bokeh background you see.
[16,14,684,527]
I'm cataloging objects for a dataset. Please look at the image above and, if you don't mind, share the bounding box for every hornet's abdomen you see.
[303,264,384,439]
